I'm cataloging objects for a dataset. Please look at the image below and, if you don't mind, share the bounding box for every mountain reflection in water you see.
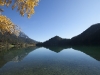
[0,47,38,68]
[0,46,100,75]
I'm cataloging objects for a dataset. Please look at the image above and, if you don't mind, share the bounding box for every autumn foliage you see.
[0,15,20,36]
[0,0,39,35]
[0,0,39,18]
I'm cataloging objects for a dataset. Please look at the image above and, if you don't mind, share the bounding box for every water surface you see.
[0,46,100,75]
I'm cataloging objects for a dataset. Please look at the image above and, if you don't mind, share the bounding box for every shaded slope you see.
[37,23,100,46]
[37,36,70,46]
[71,23,100,45]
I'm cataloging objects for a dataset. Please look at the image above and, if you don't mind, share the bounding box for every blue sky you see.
[2,0,100,42]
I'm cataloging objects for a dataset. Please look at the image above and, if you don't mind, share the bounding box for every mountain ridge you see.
[71,23,100,45]
[0,31,38,48]
[36,23,100,46]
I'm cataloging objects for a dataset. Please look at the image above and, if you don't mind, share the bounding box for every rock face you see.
[71,23,100,45]
[18,32,38,44]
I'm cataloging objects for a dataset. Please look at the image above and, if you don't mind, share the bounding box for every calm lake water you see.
[0,46,100,75]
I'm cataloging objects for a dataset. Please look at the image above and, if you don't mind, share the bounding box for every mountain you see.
[71,23,100,45]
[18,32,38,44]
[19,32,29,38]
[36,36,70,46]
[37,23,100,46]
[0,31,38,47]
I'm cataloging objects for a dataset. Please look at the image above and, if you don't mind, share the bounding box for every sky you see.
[2,0,100,42]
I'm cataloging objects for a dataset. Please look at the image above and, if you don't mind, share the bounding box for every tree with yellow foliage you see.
[0,0,39,36]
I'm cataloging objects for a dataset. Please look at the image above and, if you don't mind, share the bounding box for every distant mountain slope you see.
[37,23,100,46]
[19,32,29,38]
[37,36,70,46]
[18,32,38,44]
[71,23,100,45]
[0,31,38,47]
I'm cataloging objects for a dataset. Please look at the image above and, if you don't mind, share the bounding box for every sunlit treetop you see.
[0,0,39,18]
[0,0,39,36]
[0,15,20,36]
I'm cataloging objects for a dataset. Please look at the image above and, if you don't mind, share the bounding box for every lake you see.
[0,46,100,75]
